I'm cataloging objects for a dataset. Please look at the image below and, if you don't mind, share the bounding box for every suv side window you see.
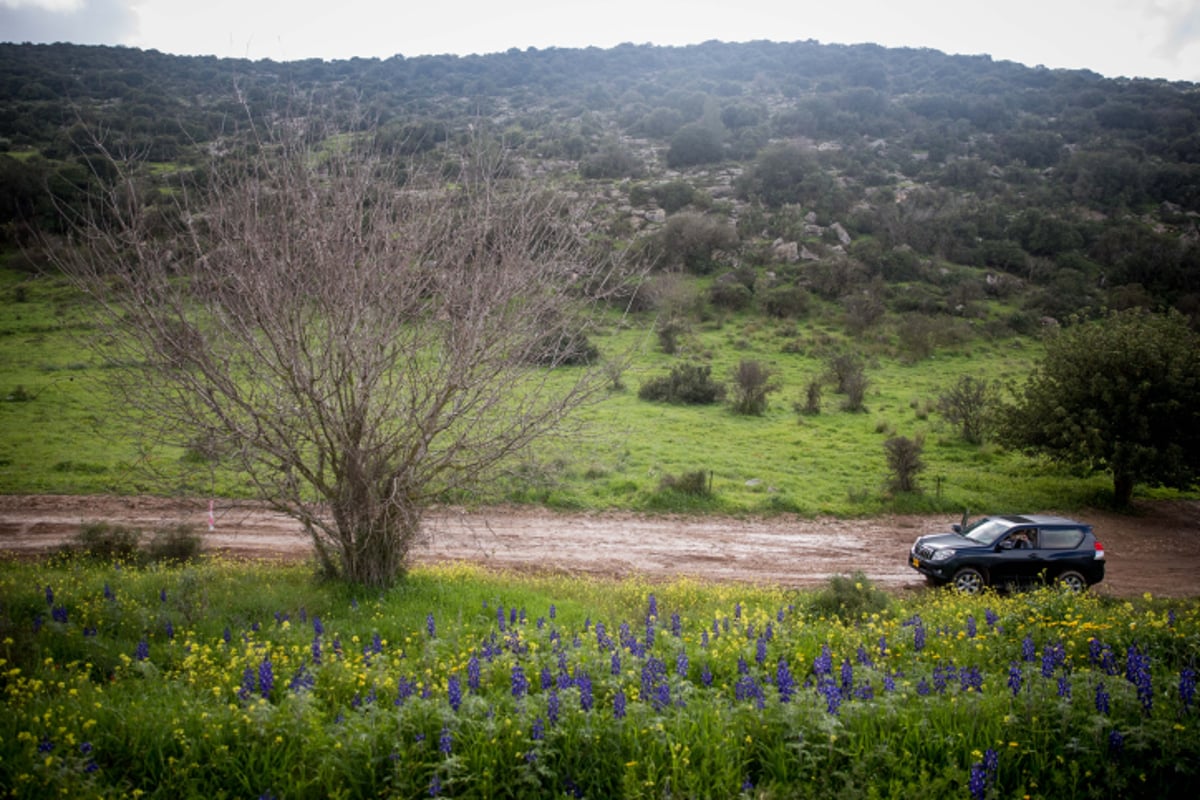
[1039,527,1085,549]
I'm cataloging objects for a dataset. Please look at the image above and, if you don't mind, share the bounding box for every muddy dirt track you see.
[1,495,1197,597]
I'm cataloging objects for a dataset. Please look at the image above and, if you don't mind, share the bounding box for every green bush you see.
[75,522,142,562]
[146,524,204,564]
[638,363,725,405]
[658,469,712,496]
[808,570,893,622]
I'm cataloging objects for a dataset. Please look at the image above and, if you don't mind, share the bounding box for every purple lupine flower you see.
[258,657,274,699]
[429,774,441,797]
[540,665,554,691]
[610,651,621,677]
[855,681,874,701]
[984,748,998,781]
[819,678,841,714]
[395,675,416,705]
[311,636,322,665]
[856,645,873,667]
[1088,637,1104,665]
[984,608,999,628]
[51,605,68,624]
[1179,667,1196,711]
[645,616,656,648]
[966,615,977,638]
[968,762,987,800]
[1021,635,1036,662]
[511,664,528,699]
[160,588,167,603]
[312,616,324,636]
[289,664,315,693]
[237,665,255,702]
[448,675,462,712]
[754,636,767,666]
[813,644,833,676]
[913,621,926,652]
[700,630,709,648]
[45,585,54,606]
[467,654,481,693]
[1008,662,1022,696]
[1126,645,1154,713]
[916,678,931,696]
[742,778,754,792]
[701,664,713,687]
[676,650,689,678]
[425,613,436,638]
[670,612,682,637]
[439,726,453,755]
[840,659,854,693]
[134,639,149,661]
[1108,729,1124,755]
[653,682,671,711]
[548,689,560,725]
[497,605,506,632]
[745,623,755,640]
[734,602,742,620]
[1058,674,1072,698]
[735,674,764,709]
[878,634,888,658]
[883,671,896,692]
[577,671,593,712]
[531,716,545,740]
[549,604,556,619]
[777,659,795,703]
[222,626,231,644]
[38,738,54,753]
[613,689,627,719]
[103,583,114,601]
[1095,682,1110,714]
[164,619,174,640]
[510,607,518,627]
[648,593,658,618]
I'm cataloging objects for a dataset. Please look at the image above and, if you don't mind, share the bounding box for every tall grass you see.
[1,557,1197,798]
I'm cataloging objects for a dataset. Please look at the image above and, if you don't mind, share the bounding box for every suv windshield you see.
[960,518,1013,546]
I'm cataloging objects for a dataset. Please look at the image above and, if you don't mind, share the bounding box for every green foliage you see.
[728,359,780,416]
[807,571,893,622]
[638,363,725,405]
[648,212,739,274]
[75,521,141,561]
[999,309,1200,505]
[884,434,926,494]
[4,560,1199,798]
[937,375,1000,444]
[666,123,724,168]
[146,524,204,564]
[657,469,712,496]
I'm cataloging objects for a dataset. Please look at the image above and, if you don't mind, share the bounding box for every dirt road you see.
[1,495,1197,597]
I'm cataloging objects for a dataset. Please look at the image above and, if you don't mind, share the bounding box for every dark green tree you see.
[999,310,1200,506]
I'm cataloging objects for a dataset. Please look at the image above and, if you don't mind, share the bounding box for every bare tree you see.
[55,123,631,587]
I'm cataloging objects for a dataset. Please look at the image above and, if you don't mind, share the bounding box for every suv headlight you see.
[931,549,955,562]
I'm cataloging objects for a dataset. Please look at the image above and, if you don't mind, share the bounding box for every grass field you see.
[5,266,1175,515]
[1,556,1197,798]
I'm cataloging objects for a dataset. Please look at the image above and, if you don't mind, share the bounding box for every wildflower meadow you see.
[1,557,1197,798]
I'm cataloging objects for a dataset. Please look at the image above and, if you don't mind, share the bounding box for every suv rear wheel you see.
[952,567,986,595]
[1057,570,1087,592]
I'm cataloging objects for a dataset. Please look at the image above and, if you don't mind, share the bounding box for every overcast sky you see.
[2,0,1198,82]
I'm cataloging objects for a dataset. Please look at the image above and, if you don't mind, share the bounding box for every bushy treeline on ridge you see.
[1,38,1198,327]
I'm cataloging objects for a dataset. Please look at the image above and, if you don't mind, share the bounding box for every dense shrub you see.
[75,522,141,562]
[146,524,204,564]
[808,571,893,622]
[728,359,780,416]
[638,363,725,405]
[884,434,925,493]
[657,469,712,496]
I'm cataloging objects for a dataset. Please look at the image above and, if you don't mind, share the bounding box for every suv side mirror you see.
[951,524,962,534]
[999,540,1014,550]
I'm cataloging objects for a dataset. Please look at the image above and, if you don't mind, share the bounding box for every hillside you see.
[2,39,1199,322]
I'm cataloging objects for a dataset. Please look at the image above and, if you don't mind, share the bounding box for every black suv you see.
[909,514,1105,594]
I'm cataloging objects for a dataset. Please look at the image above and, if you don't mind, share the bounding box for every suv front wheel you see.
[952,567,986,595]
